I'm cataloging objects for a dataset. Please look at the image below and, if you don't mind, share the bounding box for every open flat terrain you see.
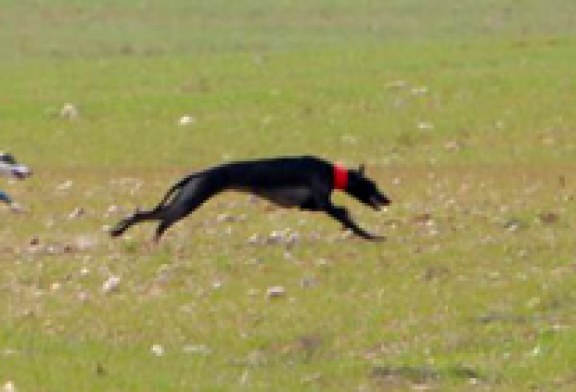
[1,1,576,390]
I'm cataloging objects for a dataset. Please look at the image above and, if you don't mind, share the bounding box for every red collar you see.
[333,163,349,190]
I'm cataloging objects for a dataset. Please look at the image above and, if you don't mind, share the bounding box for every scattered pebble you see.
[267,230,284,244]
[417,121,434,131]
[266,285,286,299]
[504,219,523,232]
[0,349,17,357]
[240,370,249,385]
[387,80,408,89]
[285,232,299,249]
[151,344,165,357]
[215,213,229,223]
[68,207,85,219]
[301,373,322,384]
[56,180,73,191]
[74,235,97,251]
[60,103,79,120]
[264,228,300,247]
[411,86,429,95]
[178,115,195,126]
[9,203,25,214]
[315,258,330,267]
[182,344,212,356]
[212,280,223,290]
[444,140,462,151]
[247,234,260,245]
[102,275,121,294]
[2,381,16,392]
[105,205,124,217]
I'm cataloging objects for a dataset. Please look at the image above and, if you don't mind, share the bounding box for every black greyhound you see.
[110,156,390,241]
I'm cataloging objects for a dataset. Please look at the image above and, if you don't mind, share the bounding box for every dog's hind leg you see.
[111,173,210,240]
[153,182,218,242]
[152,199,205,242]
[110,207,166,237]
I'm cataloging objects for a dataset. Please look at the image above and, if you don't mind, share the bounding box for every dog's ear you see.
[358,164,366,176]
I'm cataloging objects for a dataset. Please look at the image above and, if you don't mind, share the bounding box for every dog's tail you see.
[152,172,201,212]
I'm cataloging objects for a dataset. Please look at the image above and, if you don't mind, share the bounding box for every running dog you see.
[111,156,390,241]
[0,152,32,207]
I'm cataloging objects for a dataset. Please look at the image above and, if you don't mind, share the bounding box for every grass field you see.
[1,1,576,390]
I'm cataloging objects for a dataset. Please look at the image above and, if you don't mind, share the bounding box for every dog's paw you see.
[109,222,126,237]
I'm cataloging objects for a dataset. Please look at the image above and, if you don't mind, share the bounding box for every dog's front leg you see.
[324,204,384,241]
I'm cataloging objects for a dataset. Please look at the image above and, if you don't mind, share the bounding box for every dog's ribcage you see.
[248,186,313,208]
[175,176,313,209]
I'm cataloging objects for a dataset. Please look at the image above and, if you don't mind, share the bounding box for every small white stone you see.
[151,344,165,357]
[182,344,212,356]
[266,285,286,299]
[102,275,121,294]
[417,121,434,130]
[2,381,16,392]
[68,207,85,219]
[212,280,223,290]
[247,234,260,244]
[60,103,79,120]
[411,86,429,95]
[178,115,195,126]
[387,80,408,89]
[267,230,283,244]
[56,180,73,190]
[105,205,123,217]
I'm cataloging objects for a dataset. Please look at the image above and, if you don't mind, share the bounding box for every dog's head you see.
[345,164,390,210]
[0,152,32,180]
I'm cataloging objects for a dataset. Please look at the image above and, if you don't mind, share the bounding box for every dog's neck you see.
[333,163,348,191]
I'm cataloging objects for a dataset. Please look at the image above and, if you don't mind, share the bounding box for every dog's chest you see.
[253,186,313,208]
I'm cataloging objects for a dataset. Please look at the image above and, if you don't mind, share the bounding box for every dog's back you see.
[214,156,332,188]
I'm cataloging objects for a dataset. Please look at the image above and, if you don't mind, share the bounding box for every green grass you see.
[1,1,576,391]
